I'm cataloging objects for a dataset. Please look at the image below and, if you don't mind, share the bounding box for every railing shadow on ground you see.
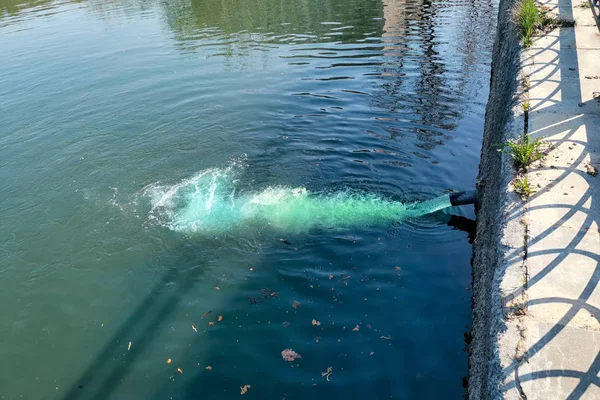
[494,1,600,397]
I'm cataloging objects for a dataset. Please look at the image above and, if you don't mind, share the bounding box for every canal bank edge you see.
[469,0,530,396]
[470,0,600,395]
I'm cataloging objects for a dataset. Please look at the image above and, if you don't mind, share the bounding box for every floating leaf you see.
[218,316,223,322]
[328,275,333,280]
[292,301,301,309]
[370,352,375,356]
[205,366,212,371]
[177,368,183,374]
[128,342,132,351]
[215,287,220,291]
[394,266,401,271]
[167,359,172,364]
[314,337,320,343]
[312,319,321,326]
[240,385,251,395]
[281,349,302,362]
[352,325,360,332]
[192,324,197,332]
[208,322,215,326]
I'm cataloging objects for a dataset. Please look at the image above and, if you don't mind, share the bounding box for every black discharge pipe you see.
[449,190,477,207]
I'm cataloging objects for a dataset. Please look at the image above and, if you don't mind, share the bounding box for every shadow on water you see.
[59,210,477,400]
[61,240,223,400]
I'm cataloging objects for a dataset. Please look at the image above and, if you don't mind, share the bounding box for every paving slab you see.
[516,322,600,399]
[516,0,600,396]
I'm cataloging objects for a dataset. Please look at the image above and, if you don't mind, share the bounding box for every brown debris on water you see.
[292,301,301,309]
[281,349,302,362]
[312,319,321,326]
[240,385,251,395]
[218,316,223,322]
[321,366,333,381]
[205,366,212,370]
[203,311,213,318]
[282,321,291,328]
[352,325,360,332]
[250,288,279,304]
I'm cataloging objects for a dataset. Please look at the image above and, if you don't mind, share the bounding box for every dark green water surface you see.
[0,0,497,398]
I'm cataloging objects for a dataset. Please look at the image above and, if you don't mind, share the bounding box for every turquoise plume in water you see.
[145,165,452,234]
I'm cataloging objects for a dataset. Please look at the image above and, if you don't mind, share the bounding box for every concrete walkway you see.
[506,2,600,398]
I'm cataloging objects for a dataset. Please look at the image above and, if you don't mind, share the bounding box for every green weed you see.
[515,0,575,47]
[513,176,535,199]
[504,135,545,170]
[515,0,539,47]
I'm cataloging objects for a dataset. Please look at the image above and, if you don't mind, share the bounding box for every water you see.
[0,0,496,398]
[145,161,452,234]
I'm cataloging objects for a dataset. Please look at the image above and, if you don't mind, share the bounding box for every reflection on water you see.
[0,0,496,397]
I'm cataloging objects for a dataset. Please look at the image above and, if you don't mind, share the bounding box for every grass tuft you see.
[504,135,545,170]
[515,0,539,47]
[514,176,535,199]
[515,0,576,46]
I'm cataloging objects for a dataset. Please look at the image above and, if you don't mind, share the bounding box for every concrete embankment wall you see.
[468,0,527,397]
